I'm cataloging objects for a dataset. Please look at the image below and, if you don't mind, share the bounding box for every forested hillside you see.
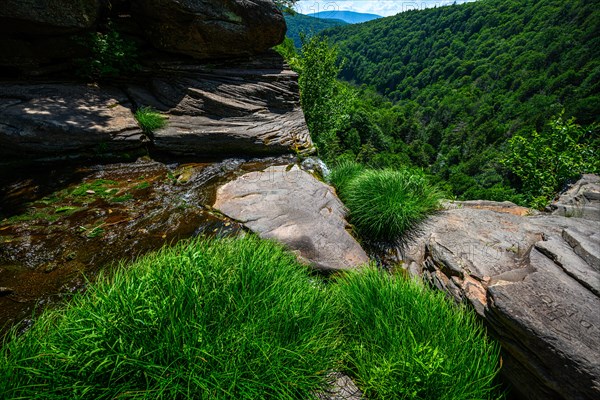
[284,13,347,47]
[317,0,599,204]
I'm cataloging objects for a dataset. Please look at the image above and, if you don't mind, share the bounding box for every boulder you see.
[401,192,600,399]
[0,0,100,34]
[0,0,100,72]
[131,0,286,59]
[0,83,145,160]
[550,174,600,221]
[214,165,369,271]
[126,53,312,156]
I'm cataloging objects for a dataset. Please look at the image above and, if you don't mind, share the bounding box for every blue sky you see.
[294,1,478,17]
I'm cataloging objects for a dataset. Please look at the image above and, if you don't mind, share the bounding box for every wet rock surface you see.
[214,165,369,271]
[0,155,296,333]
[401,179,600,399]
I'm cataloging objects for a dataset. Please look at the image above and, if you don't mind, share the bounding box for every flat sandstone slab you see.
[214,165,369,271]
[0,83,144,159]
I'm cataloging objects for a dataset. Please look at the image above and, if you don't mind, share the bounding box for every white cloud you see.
[294,0,478,17]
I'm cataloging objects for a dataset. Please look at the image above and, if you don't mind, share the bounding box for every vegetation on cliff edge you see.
[281,0,600,208]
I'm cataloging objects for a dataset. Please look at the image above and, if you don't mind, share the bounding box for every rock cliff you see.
[401,177,600,399]
[0,0,285,72]
[0,0,311,163]
[3,2,599,399]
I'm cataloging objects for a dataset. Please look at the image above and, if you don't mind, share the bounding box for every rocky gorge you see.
[0,1,599,399]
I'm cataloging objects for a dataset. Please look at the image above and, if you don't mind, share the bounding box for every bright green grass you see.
[0,236,340,399]
[0,237,502,399]
[70,179,119,197]
[335,167,442,243]
[335,268,501,400]
[135,106,166,134]
[327,160,365,201]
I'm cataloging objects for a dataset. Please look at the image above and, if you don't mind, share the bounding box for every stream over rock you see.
[0,155,298,333]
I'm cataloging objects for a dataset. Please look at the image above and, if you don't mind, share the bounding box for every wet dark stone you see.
[0,155,294,335]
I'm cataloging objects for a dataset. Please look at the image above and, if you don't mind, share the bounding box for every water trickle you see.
[0,155,296,335]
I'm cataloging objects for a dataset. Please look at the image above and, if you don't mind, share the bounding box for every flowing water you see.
[0,155,296,335]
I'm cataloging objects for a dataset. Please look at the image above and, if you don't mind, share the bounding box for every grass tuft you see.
[327,160,365,201]
[334,267,501,400]
[0,235,340,399]
[0,237,502,399]
[331,166,442,243]
[135,106,167,134]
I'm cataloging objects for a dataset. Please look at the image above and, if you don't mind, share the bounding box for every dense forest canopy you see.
[307,0,599,205]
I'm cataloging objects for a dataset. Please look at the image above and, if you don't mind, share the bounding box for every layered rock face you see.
[0,0,100,33]
[550,174,600,221]
[126,54,311,156]
[0,55,311,161]
[131,0,286,59]
[0,0,286,71]
[402,178,600,399]
[0,0,309,161]
[0,84,145,159]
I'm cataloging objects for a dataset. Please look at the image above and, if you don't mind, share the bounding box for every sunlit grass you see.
[134,106,166,134]
[0,236,502,399]
[0,235,340,399]
[335,267,502,400]
[329,165,443,243]
[327,160,365,201]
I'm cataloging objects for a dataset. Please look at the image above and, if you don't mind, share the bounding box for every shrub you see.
[0,236,340,399]
[335,267,502,400]
[339,167,442,243]
[75,22,140,80]
[502,114,600,208]
[135,106,167,134]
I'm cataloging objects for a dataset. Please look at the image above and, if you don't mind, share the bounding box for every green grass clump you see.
[0,235,340,399]
[2,210,60,224]
[335,268,501,400]
[331,166,442,243]
[135,106,167,134]
[327,160,365,201]
[70,179,119,197]
[0,237,502,399]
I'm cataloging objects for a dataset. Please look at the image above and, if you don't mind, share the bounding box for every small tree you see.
[75,21,140,80]
[294,36,356,160]
[503,114,599,208]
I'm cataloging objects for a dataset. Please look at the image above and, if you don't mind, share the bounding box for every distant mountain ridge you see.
[284,13,348,48]
[308,10,382,24]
